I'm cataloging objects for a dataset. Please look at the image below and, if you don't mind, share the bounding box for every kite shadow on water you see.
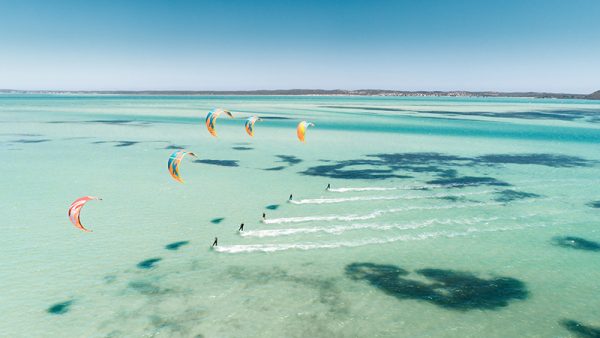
[47,300,73,315]
[137,258,162,269]
[587,201,600,208]
[552,236,600,252]
[345,263,528,311]
[263,166,286,171]
[164,144,187,150]
[165,241,190,251]
[232,146,253,151]
[194,159,239,167]
[561,319,600,338]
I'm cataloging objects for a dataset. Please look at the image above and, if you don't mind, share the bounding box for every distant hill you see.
[587,90,600,100]
[1,88,599,100]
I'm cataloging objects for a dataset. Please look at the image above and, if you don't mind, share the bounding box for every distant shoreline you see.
[1,89,599,100]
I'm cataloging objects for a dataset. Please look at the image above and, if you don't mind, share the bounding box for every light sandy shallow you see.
[1,95,600,337]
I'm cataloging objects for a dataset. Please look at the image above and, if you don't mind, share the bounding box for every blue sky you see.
[0,0,599,92]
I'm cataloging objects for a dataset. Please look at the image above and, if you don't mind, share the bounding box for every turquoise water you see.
[1,95,600,337]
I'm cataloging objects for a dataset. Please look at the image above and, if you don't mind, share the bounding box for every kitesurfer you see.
[326,183,331,190]
[238,223,244,231]
[289,194,293,201]
[212,237,218,247]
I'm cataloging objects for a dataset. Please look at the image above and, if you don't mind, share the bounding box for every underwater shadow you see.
[474,154,594,168]
[49,119,152,126]
[262,155,303,171]
[301,153,469,180]
[11,138,51,143]
[561,319,600,338]
[552,236,600,252]
[266,204,280,210]
[128,280,173,296]
[210,217,225,224]
[437,196,468,203]
[226,265,348,315]
[276,155,302,166]
[493,190,541,202]
[321,105,600,123]
[301,152,594,180]
[93,140,139,147]
[0,133,43,136]
[427,176,510,188]
[345,262,528,311]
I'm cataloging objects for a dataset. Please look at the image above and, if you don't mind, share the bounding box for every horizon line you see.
[1,88,598,95]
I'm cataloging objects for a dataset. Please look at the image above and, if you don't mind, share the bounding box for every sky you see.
[0,0,599,93]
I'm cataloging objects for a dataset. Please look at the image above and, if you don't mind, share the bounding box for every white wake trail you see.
[243,216,499,238]
[327,187,403,192]
[327,183,491,192]
[326,178,597,194]
[216,222,554,254]
[289,190,494,205]
[262,201,510,225]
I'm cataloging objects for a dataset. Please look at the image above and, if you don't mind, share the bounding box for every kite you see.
[168,150,197,183]
[245,116,262,137]
[297,121,315,142]
[205,109,234,137]
[68,196,101,232]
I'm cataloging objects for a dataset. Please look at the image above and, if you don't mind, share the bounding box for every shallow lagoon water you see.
[1,95,600,337]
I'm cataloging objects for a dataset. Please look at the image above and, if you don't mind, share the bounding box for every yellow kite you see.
[297,121,315,142]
